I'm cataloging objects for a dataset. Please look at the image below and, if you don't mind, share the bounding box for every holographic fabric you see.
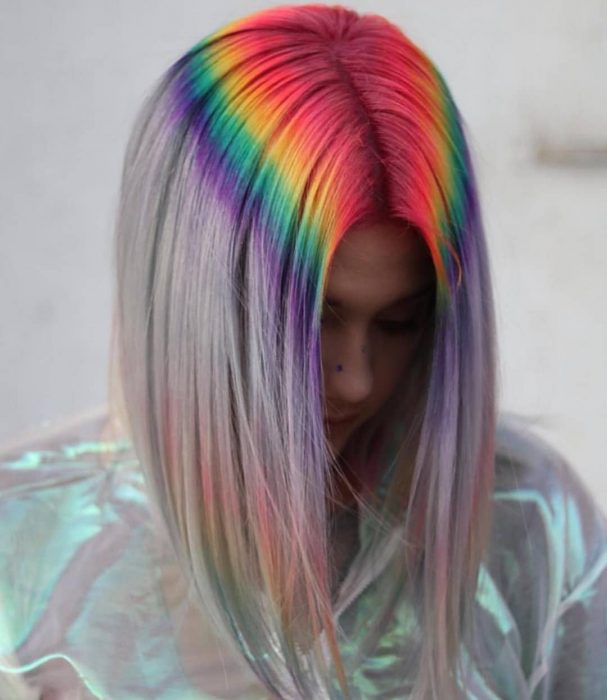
[1,414,606,699]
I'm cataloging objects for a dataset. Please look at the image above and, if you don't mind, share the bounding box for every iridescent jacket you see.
[1,412,606,699]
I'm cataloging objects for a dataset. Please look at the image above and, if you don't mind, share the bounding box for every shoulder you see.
[0,411,267,699]
[0,411,142,547]
[491,414,607,597]
[483,414,607,687]
[0,412,147,596]
[493,416,607,594]
[0,412,155,696]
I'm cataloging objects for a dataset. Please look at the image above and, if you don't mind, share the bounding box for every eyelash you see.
[378,319,420,334]
[320,313,421,335]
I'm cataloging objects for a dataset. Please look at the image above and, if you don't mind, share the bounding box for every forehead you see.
[324,220,435,306]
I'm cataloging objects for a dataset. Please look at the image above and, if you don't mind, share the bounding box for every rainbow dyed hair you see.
[108,5,497,698]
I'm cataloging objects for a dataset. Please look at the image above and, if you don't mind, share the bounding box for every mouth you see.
[325,414,357,426]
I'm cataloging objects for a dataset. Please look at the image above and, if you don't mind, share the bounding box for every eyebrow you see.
[324,283,435,309]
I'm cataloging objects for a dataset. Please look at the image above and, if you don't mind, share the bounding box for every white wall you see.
[1,0,605,506]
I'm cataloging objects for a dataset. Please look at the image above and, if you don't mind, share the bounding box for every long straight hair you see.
[107,5,497,698]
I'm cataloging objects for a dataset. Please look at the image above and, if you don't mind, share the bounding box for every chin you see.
[326,427,352,457]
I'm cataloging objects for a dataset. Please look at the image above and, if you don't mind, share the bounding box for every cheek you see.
[375,340,421,394]
[376,357,408,398]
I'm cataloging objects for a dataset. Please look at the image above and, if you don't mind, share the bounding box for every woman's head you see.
[109,5,496,698]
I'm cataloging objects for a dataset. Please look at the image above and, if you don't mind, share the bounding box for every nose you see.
[323,325,373,407]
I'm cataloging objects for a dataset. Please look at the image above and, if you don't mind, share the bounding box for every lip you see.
[325,414,357,424]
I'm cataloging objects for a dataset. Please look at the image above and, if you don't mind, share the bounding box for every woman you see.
[1,4,606,699]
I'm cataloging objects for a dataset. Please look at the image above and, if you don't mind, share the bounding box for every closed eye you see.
[377,318,420,334]
[320,311,425,334]
[320,292,434,333]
